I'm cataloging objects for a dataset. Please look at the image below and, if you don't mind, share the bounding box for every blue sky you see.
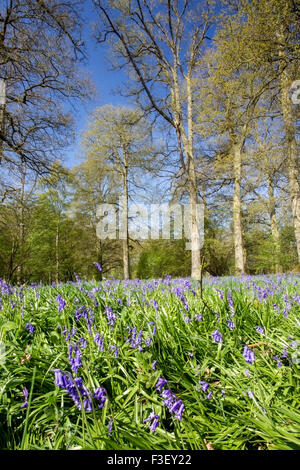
[64,2,130,168]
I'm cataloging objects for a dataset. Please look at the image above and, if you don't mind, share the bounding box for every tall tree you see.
[0,0,91,186]
[219,0,300,264]
[93,0,215,279]
[81,105,156,279]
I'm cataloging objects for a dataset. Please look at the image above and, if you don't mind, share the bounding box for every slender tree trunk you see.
[264,154,282,273]
[122,161,130,280]
[55,221,59,284]
[0,79,5,163]
[281,81,300,264]
[17,161,26,284]
[232,143,245,275]
[186,73,201,280]
[277,28,300,264]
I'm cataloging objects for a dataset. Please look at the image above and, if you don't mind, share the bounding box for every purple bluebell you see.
[94,333,104,351]
[211,329,223,343]
[199,381,209,393]
[227,320,235,330]
[20,387,29,408]
[93,262,102,272]
[93,387,107,409]
[144,412,160,431]
[273,356,282,368]
[53,369,68,388]
[57,294,66,312]
[109,344,119,358]
[25,323,35,334]
[79,337,87,348]
[108,418,113,436]
[175,402,184,420]
[105,306,117,327]
[156,377,168,393]
[68,343,82,374]
[282,347,288,359]
[152,360,157,370]
[254,326,264,335]
[243,345,255,365]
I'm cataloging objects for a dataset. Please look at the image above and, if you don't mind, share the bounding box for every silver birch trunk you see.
[233,144,245,275]
[122,162,130,280]
[264,154,282,273]
[55,222,59,284]
[277,28,300,264]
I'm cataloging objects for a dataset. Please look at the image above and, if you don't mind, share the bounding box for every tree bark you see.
[277,28,300,264]
[264,154,282,273]
[232,143,245,275]
[55,221,59,284]
[17,161,26,284]
[281,81,300,264]
[122,160,130,280]
[186,73,201,280]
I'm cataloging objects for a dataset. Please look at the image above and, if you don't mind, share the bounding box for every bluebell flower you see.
[93,262,102,272]
[156,377,168,393]
[20,387,29,408]
[144,412,160,431]
[243,345,255,365]
[254,326,264,335]
[94,333,104,351]
[175,402,184,420]
[57,294,66,312]
[25,323,35,334]
[105,306,116,327]
[211,329,223,343]
[93,387,107,409]
[199,381,209,393]
[108,418,113,436]
[53,369,68,388]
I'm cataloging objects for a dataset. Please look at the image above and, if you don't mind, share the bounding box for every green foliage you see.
[0,275,299,450]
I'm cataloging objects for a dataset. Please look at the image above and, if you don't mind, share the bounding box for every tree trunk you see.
[0,79,5,163]
[122,162,130,280]
[187,74,201,280]
[55,221,59,284]
[233,143,245,275]
[264,155,282,273]
[281,81,300,264]
[17,161,26,284]
[277,28,300,264]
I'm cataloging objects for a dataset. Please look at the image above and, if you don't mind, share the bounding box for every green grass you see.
[0,275,299,450]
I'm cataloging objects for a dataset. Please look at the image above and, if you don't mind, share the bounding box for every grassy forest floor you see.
[0,274,299,450]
